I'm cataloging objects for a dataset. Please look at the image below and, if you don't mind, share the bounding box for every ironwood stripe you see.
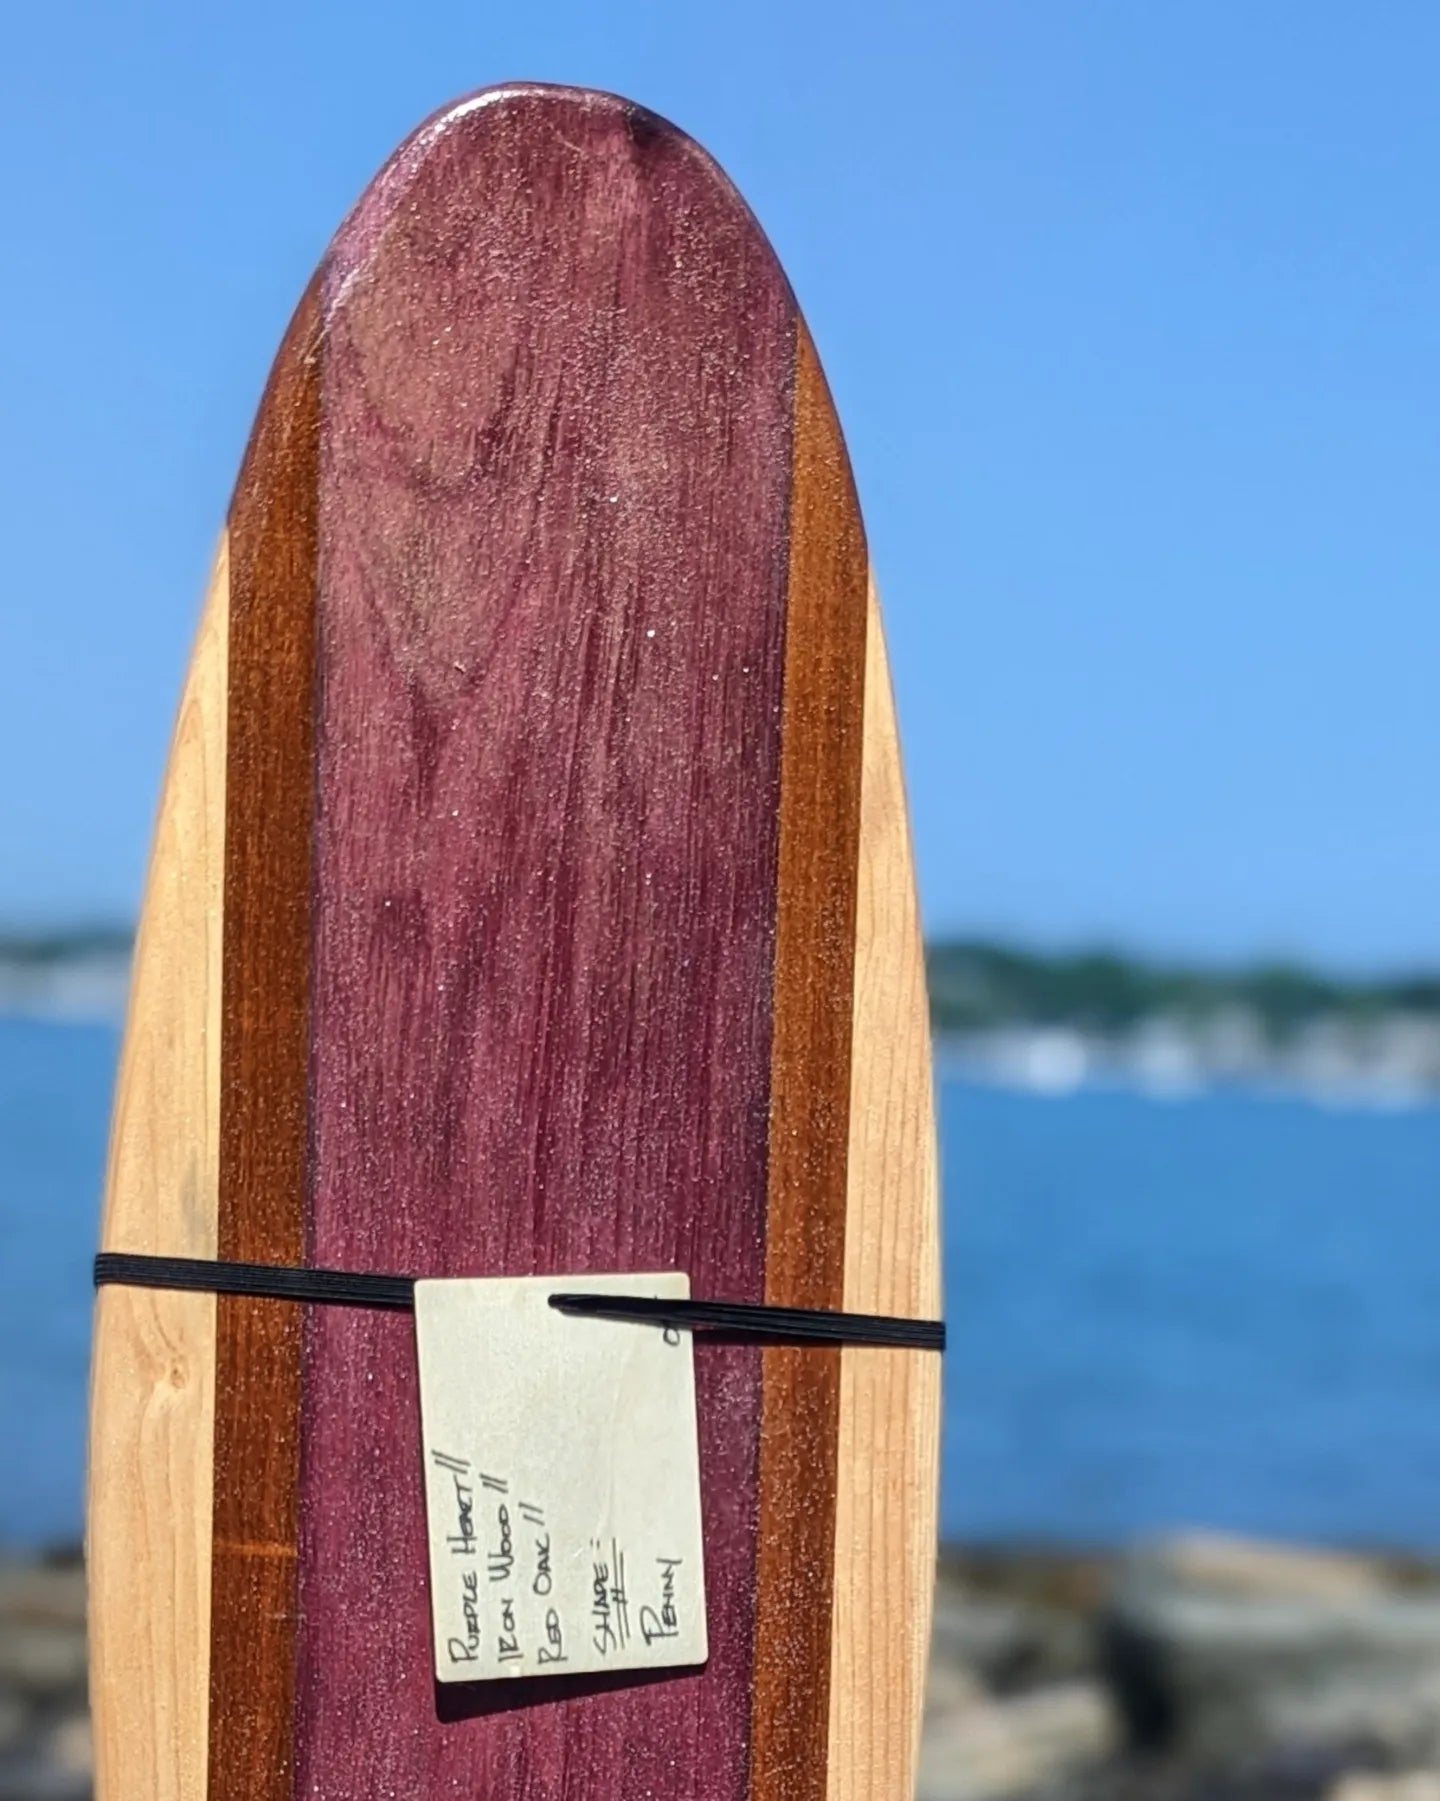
[209,280,321,1801]
[750,326,869,1801]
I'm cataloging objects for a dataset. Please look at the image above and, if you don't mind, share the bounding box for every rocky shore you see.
[0,1554,87,1801]
[7,1534,1440,1799]
[923,1536,1440,1801]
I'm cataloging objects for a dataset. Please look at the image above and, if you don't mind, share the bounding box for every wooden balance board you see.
[88,82,939,1801]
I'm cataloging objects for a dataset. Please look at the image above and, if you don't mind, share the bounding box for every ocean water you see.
[940,1073,1440,1548]
[1,1017,116,1547]
[4,1014,1440,1550]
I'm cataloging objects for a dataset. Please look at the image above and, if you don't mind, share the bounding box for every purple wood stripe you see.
[294,87,797,1798]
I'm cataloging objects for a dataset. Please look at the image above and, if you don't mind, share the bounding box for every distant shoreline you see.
[937,1032,1440,1111]
[931,939,1440,1103]
[0,933,129,1023]
[7,932,1440,1105]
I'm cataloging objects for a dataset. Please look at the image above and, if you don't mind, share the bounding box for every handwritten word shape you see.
[415,1273,707,1682]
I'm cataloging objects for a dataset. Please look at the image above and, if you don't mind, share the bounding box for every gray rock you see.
[0,1694,26,1755]
[43,1714,90,1779]
[1104,1535,1440,1765]
[927,1653,989,1718]
[0,1627,85,1702]
[0,1753,93,1801]
[1330,1776,1440,1801]
[918,1680,1120,1801]
[1131,1536,1392,1604]
[933,1579,1093,1693]
[0,1568,84,1633]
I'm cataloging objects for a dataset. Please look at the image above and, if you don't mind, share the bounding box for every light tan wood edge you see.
[81,546,939,1800]
[87,536,228,1801]
[828,583,942,1800]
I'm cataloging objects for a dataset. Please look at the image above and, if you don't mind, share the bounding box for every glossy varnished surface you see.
[297,85,800,1801]
[90,82,937,1801]
[209,279,320,1801]
[751,327,867,1796]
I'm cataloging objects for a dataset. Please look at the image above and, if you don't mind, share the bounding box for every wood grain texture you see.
[208,282,320,1801]
[751,327,868,1801]
[88,538,227,1801]
[294,86,795,1801]
[88,81,939,1801]
[826,585,942,1801]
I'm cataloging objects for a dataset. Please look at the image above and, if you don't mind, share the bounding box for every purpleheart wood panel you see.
[294,87,796,1799]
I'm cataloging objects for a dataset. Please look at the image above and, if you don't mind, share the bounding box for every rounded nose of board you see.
[217,82,873,1798]
[94,81,934,1801]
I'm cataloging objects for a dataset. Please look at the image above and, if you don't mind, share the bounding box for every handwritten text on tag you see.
[414,1273,708,1683]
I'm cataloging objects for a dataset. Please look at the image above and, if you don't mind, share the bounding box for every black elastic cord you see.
[547,1291,945,1351]
[93,1252,944,1352]
[94,1252,415,1310]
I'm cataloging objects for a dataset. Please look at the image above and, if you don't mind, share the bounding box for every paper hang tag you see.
[414,1272,708,1684]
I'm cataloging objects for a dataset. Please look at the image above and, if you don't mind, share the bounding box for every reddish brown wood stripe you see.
[751,328,869,1801]
[210,284,320,1801]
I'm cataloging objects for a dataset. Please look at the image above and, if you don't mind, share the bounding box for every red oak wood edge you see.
[88,82,939,1801]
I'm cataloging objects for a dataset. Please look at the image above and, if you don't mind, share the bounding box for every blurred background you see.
[5,4,1440,1799]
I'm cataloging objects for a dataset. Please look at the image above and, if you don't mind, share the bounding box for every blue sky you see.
[4,2,1439,968]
